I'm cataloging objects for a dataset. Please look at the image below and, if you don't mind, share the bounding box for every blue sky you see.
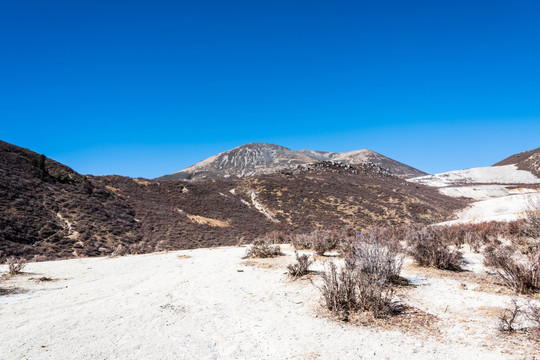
[1,0,539,178]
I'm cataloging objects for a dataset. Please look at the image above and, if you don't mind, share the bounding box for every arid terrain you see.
[2,141,540,359]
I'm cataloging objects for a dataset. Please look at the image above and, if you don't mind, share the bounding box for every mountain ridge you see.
[157,142,427,181]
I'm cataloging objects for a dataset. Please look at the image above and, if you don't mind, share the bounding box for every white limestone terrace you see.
[408,164,540,188]
[408,164,540,224]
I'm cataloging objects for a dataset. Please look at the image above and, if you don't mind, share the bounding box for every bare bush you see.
[110,244,128,257]
[484,245,540,294]
[262,230,290,244]
[312,230,340,256]
[346,227,404,285]
[408,226,465,271]
[521,209,540,239]
[526,302,540,341]
[290,230,342,255]
[287,252,313,279]
[290,233,312,250]
[320,262,357,319]
[499,299,522,333]
[6,256,26,276]
[319,262,398,320]
[244,240,282,258]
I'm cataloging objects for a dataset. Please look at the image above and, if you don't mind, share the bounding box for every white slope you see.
[409,163,540,224]
[450,192,540,224]
[1,246,535,359]
[409,164,540,188]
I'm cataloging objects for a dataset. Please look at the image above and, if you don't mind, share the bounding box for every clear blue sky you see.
[1,0,539,178]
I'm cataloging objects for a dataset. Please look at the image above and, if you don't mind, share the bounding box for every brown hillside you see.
[0,140,142,260]
[1,141,467,261]
[493,147,540,177]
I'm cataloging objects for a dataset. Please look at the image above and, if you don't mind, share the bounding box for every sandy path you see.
[0,246,533,359]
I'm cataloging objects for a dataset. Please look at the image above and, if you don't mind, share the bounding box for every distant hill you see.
[156,143,426,181]
[493,147,540,177]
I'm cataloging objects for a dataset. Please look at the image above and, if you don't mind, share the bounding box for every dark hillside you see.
[493,147,540,177]
[0,141,141,260]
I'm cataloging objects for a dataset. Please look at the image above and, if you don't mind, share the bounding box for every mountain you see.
[0,141,462,261]
[157,143,426,181]
[493,147,540,177]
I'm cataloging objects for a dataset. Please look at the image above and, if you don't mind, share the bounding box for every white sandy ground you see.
[408,164,540,188]
[1,245,539,360]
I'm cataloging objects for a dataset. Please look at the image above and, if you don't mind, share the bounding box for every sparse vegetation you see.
[498,299,522,333]
[526,302,540,341]
[291,229,352,256]
[484,244,540,294]
[346,225,404,285]
[5,256,26,276]
[318,229,404,321]
[244,240,283,258]
[320,261,399,321]
[498,300,540,341]
[287,252,313,279]
[407,226,465,271]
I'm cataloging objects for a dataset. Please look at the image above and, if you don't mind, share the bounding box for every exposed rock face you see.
[494,147,540,177]
[157,143,426,181]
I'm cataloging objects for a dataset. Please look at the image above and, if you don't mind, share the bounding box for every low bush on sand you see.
[407,226,465,271]
[287,252,313,279]
[345,226,404,285]
[319,233,403,321]
[3,256,26,276]
[290,230,342,255]
[484,244,540,294]
[498,299,540,341]
[244,240,283,258]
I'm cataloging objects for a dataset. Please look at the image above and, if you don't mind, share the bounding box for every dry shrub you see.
[408,226,465,271]
[432,222,509,251]
[320,262,398,321]
[527,302,540,341]
[319,233,403,321]
[312,230,340,256]
[128,242,153,255]
[110,244,128,257]
[6,256,26,276]
[291,230,344,255]
[520,209,540,239]
[262,230,291,244]
[244,240,282,258]
[498,300,540,341]
[287,252,313,279]
[346,226,404,285]
[290,233,312,250]
[499,299,522,333]
[484,244,540,294]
